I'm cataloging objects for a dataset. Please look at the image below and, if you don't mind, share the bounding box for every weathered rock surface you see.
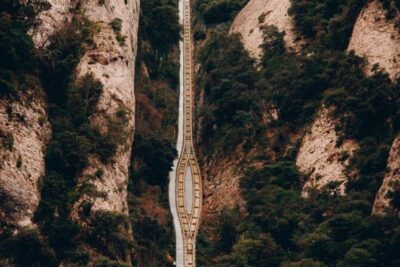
[0,0,66,229]
[373,136,400,215]
[296,108,358,196]
[349,1,400,214]
[73,0,139,218]
[230,0,300,59]
[201,158,244,217]
[0,92,51,229]
[348,0,400,80]
[31,0,76,47]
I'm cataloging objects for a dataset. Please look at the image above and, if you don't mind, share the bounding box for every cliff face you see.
[230,0,300,59]
[0,0,63,230]
[202,156,244,217]
[1,0,139,236]
[296,108,358,195]
[31,0,75,48]
[348,0,400,80]
[373,136,400,215]
[229,0,361,197]
[72,0,139,218]
[199,0,295,217]
[347,1,400,214]
[0,92,51,229]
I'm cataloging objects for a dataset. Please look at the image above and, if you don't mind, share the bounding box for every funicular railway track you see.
[174,0,202,266]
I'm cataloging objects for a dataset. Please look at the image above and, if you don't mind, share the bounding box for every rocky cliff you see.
[347,0,400,214]
[31,0,75,48]
[0,91,51,229]
[296,108,358,195]
[1,0,139,250]
[0,0,64,231]
[202,156,244,217]
[230,0,300,59]
[72,0,139,221]
[229,0,355,197]
[348,0,400,80]
[373,136,400,215]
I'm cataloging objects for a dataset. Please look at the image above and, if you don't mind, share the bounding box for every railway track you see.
[174,0,203,266]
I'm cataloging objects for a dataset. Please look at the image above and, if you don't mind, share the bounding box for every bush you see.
[34,16,119,263]
[289,0,368,49]
[0,230,58,267]
[197,31,261,154]
[130,134,176,190]
[195,0,249,24]
[290,0,400,49]
[110,18,122,33]
[86,212,131,260]
[0,0,49,97]
[139,0,180,59]
[0,129,14,150]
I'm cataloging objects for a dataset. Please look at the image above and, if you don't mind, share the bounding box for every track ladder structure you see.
[174,0,202,266]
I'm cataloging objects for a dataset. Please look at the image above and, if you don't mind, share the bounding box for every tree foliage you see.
[197,6,400,266]
[195,0,249,24]
[289,0,400,50]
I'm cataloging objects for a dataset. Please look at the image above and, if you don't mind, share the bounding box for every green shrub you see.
[68,73,103,125]
[289,0,368,49]
[139,0,180,67]
[0,229,58,267]
[110,18,122,33]
[86,212,131,261]
[110,18,126,46]
[130,134,176,191]
[39,16,96,104]
[0,0,49,97]
[0,130,14,150]
[195,0,249,24]
[289,0,400,49]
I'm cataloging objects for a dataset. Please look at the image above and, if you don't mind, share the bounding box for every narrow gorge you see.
[2,0,400,266]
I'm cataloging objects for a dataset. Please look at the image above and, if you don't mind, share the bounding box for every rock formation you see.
[230,0,300,59]
[373,136,400,215]
[201,157,244,217]
[71,0,140,219]
[31,0,76,48]
[0,0,140,237]
[296,108,358,196]
[348,0,400,214]
[348,0,400,80]
[0,92,51,229]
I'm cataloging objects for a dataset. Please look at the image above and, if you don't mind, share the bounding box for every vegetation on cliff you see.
[0,0,49,97]
[129,0,180,266]
[195,1,400,265]
[1,2,131,266]
[289,0,400,50]
[195,0,249,24]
